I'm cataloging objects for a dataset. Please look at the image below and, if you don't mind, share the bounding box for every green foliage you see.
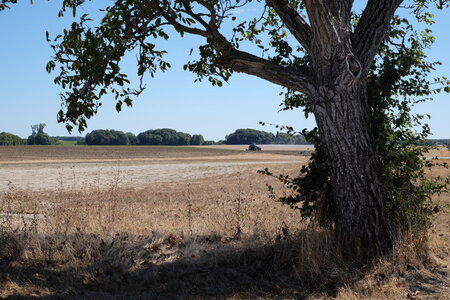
[27,124,60,145]
[43,0,450,136]
[85,129,129,145]
[46,1,173,132]
[225,129,274,145]
[420,139,450,146]
[58,140,77,146]
[53,136,85,143]
[177,132,191,145]
[138,132,162,145]
[261,15,450,233]
[202,140,216,145]
[0,132,25,146]
[190,134,205,146]
[273,132,308,145]
[126,132,139,145]
[225,128,308,145]
[137,128,192,145]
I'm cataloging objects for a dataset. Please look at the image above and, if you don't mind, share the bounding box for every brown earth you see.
[0,146,449,299]
[0,146,308,192]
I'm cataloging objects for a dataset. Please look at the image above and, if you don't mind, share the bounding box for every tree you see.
[126,132,139,145]
[190,134,205,145]
[85,129,130,145]
[177,132,192,145]
[273,132,308,144]
[137,128,192,145]
[27,123,59,145]
[0,132,24,145]
[44,0,450,257]
[138,132,163,145]
[225,129,275,144]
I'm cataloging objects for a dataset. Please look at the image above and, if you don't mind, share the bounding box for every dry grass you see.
[0,149,449,299]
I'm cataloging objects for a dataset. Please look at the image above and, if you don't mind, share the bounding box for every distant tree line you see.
[1,125,448,148]
[419,139,450,147]
[54,136,85,142]
[224,129,309,145]
[84,128,214,146]
[0,124,65,146]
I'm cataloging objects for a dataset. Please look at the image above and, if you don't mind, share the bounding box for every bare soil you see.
[0,146,449,299]
[0,146,307,191]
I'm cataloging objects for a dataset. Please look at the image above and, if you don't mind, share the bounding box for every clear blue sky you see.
[0,1,448,140]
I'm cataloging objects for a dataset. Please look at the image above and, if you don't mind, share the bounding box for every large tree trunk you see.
[311,78,393,257]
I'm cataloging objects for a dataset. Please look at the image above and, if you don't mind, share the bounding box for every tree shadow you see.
[0,230,401,299]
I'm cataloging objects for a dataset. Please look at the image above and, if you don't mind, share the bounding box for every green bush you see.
[27,124,60,145]
[225,129,309,145]
[85,129,129,145]
[137,128,192,145]
[0,132,25,145]
[190,134,205,145]
[225,129,274,144]
[126,132,138,145]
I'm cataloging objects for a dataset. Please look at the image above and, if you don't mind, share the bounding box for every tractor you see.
[247,143,262,151]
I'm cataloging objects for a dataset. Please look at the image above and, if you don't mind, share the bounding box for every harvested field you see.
[0,145,242,162]
[0,146,449,299]
[0,145,313,163]
[0,146,308,191]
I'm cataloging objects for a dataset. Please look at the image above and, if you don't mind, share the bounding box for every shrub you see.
[27,124,60,145]
[126,132,138,145]
[85,130,129,145]
[190,134,205,145]
[225,129,275,144]
[0,132,25,145]
[137,128,192,145]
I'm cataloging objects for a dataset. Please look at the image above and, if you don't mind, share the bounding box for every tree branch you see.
[352,0,403,73]
[161,10,210,37]
[165,1,315,95]
[220,48,314,95]
[266,0,312,52]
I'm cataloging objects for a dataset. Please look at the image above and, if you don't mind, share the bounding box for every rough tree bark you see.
[311,80,393,256]
[300,0,402,256]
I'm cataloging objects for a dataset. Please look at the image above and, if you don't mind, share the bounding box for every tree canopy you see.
[84,128,206,145]
[27,123,60,145]
[224,128,307,145]
[138,128,192,145]
[85,129,130,145]
[0,132,24,146]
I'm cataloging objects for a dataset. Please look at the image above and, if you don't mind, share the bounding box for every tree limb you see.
[220,48,314,95]
[266,0,312,52]
[352,0,403,73]
[165,1,315,95]
[161,10,210,37]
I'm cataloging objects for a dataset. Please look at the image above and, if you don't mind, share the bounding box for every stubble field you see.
[0,145,449,299]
